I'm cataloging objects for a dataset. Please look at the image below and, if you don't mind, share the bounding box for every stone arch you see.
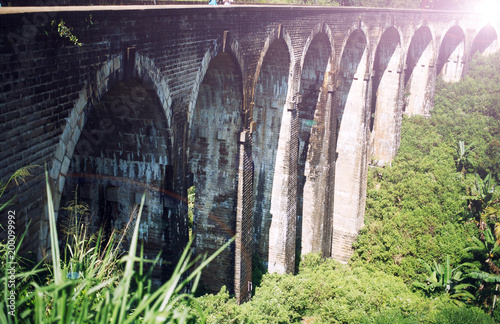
[49,55,124,221]
[187,32,245,132]
[471,24,499,57]
[332,28,370,262]
[297,28,336,258]
[369,26,403,164]
[50,50,185,281]
[188,50,243,293]
[50,53,176,217]
[59,74,183,282]
[252,27,295,101]
[437,25,466,82]
[255,27,299,275]
[403,26,434,116]
[251,35,292,267]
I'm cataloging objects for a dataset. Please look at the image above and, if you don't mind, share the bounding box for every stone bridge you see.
[1,4,498,303]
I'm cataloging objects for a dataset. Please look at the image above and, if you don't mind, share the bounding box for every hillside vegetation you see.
[194,52,500,323]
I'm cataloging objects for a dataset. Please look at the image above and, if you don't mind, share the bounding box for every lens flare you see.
[475,0,500,23]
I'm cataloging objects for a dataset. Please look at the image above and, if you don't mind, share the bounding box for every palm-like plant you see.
[454,140,475,175]
[413,255,475,301]
[466,228,500,262]
[482,205,500,245]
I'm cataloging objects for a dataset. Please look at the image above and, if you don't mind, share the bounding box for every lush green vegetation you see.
[191,52,500,322]
[0,172,233,323]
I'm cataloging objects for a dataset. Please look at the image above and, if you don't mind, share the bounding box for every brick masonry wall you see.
[0,5,497,302]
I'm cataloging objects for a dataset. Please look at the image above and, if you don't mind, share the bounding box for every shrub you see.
[433,306,496,324]
[196,254,459,323]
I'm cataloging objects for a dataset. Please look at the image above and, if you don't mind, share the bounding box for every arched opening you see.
[403,26,433,116]
[252,39,290,268]
[437,25,465,82]
[332,29,369,262]
[60,78,184,284]
[370,27,402,164]
[297,32,333,257]
[189,52,243,294]
[471,25,498,57]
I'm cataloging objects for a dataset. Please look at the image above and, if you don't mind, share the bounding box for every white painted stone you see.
[50,159,61,180]
[61,156,71,176]
[54,142,66,163]
[58,174,66,194]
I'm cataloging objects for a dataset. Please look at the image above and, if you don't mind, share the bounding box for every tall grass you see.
[0,165,38,212]
[0,171,232,323]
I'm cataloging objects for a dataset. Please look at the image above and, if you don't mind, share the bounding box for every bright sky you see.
[474,0,500,22]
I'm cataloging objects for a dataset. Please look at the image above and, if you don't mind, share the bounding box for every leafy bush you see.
[433,306,496,324]
[196,254,459,323]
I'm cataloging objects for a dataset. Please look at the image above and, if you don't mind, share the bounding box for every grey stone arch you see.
[437,24,466,83]
[298,23,336,258]
[46,55,124,259]
[403,25,435,116]
[331,26,371,263]
[471,24,499,57]
[251,28,293,268]
[188,37,244,294]
[59,53,186,284]
[369,26,404,164]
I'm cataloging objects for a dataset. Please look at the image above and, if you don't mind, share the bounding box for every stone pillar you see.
[268,97,297,274]
[235,131,254,304]
[332,49,370,263]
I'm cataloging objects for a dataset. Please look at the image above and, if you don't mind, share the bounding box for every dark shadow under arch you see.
[189,51,243,294]
[472,25,498,56]
[437,25,465,82]
[60,78,185,284]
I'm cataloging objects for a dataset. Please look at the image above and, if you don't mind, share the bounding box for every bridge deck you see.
[0,5,468,15]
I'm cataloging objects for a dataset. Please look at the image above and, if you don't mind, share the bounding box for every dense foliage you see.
[195,255,496,323]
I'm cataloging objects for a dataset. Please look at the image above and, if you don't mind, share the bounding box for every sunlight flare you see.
[475,0,500,23]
